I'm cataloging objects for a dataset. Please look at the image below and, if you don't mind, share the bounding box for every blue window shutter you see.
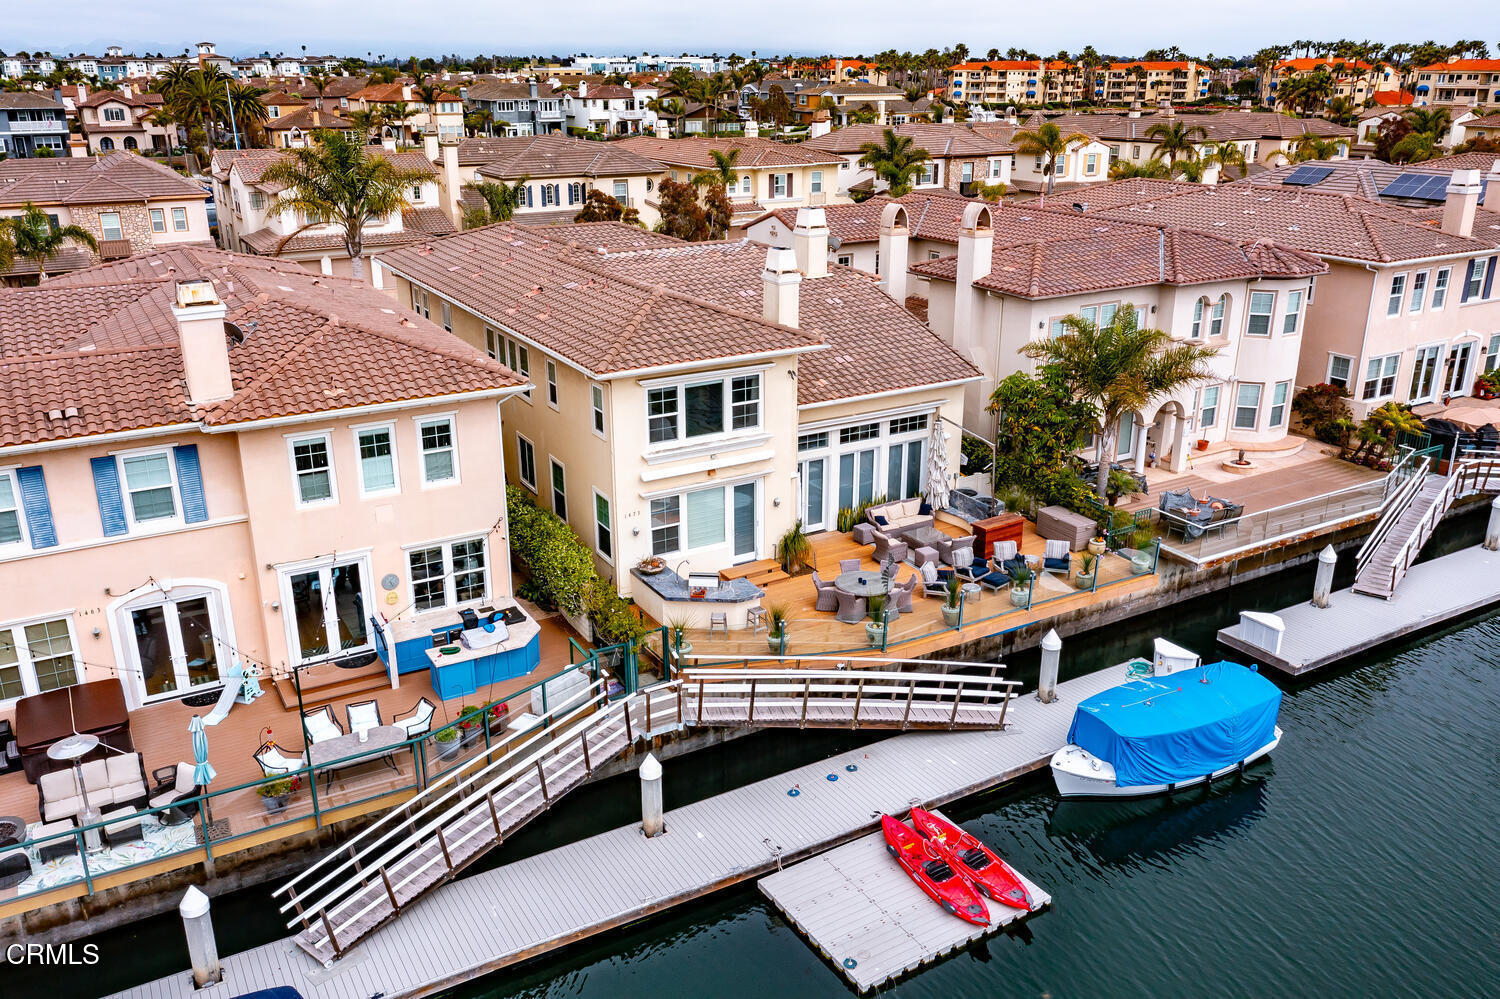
[16,466,57,549]
[1462,260,1477,302]
[173,444,208,523]
[90,456,129,536]
[1485,256,1497,300]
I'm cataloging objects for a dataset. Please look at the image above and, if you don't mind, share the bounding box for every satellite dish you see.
[224,322,245,345]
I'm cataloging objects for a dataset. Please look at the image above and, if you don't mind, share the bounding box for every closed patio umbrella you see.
[925,421,952,513]
[189,714,217,787]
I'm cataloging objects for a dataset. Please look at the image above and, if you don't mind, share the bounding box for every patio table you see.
[834,570,892,598]
[899,525,950,551]
[307,725,404,791]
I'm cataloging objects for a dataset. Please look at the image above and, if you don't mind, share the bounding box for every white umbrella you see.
[925,421,952,512]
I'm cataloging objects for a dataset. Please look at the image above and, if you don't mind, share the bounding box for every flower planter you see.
[435,736,462,760]
[1009,584,1030,607]
[1087,538,1106,556]
[864,623,885,647]
[767,633,788,655]
[941,604,961,627]
[1074,572,1096,590]
[673,640,693,658]
[260,794,290,814]
[1130,551,1154,575]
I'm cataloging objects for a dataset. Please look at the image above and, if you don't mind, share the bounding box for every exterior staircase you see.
[1352,477,1448,598]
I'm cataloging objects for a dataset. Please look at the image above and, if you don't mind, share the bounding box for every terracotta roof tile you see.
[0,153,205,208]
[463,134,664,179]
[616,135,843,168]
[803,122,1015,156]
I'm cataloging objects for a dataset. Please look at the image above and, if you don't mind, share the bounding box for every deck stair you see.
[719,558,790,587]
[273,656,388,710]
[1353,453,1500,599]
[276,662,1018,966]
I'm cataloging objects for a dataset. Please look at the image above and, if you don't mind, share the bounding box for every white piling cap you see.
[1040,628,1062,651]
[179,885,210,918]
[1318,544,1337,564]
[639,752,661,781]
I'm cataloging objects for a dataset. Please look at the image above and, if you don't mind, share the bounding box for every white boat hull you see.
[1050,727,1282,799]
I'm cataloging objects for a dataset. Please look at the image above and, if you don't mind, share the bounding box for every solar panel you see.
[1283,165,1334,187]
[1378,172,1451,201]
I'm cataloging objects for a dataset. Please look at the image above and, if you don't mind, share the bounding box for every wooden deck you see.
[760,813,1051,992]
[1119,443,1382,516]
[108,661,1131,999]
[1219,544,1500,675]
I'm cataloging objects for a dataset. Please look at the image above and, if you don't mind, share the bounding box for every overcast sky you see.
[2,2,1490,61]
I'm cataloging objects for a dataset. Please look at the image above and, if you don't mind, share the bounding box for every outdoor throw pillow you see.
[873,515,889,527]
[920,561,939,584]
[952,546,973,568]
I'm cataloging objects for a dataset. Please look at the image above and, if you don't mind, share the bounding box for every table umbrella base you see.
[194,818,231,844]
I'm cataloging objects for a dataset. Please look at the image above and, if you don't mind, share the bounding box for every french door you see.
[838,449,876,511]
[1410,345,1443,403]
[799,457,827,532]
[1444,342,1473,396]
[128,591,227,702]
[732,482,758,562]
[280,558,373,666]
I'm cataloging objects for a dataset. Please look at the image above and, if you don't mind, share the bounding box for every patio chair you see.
[871,531,908,564]
[890,575,917,615]
[839,558,863,574]
[834,590,867,624]
[940,535,975,566]
[254,741,304,777]
[302,705,344,745]
[1041,539,1072,576]
[346,699,382,737]
[811,571,840,612]
[992,540,1030,579]
[393,697,437,738]
[148,762,202,826]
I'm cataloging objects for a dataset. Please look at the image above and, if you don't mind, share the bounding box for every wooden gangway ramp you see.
[107,664,1125,999]
[760,813,1050,992]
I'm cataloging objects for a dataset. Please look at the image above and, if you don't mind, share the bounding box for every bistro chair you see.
[393,697,437,738]
[148,763,203,826]
[254,741,304,777]
[834,591,867,624]
[346,699,382,736]
[302,705,344,745]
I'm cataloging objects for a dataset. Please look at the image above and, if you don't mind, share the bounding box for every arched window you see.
[123,136,138,151]
[1209,294,1228,337]
[99,136,114,151]
[1191,297,1208,339]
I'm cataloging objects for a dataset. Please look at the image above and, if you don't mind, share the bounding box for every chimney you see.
[1442,169,1482,238]
[743,118,759,138]
[1005,105,1018,125]
[792,207,828,279]
[1128,100,1142,119]
[1160,98,1174,116]
[528,76,538,99]
[578,80,588,98]
[952,203,993,356]
[423,130,439,161]
[1484,161,1500,209]
[1240,99,1253,111]
[172,280,234,404]
[120,82,130,98]
[877,203,909,306]
[440,139,461,225]
[401,84,412,101]
[762,247,801,328]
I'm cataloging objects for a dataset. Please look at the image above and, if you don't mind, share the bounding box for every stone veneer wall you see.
[65,201,158,255]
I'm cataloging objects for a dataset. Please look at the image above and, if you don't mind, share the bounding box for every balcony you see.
[8,119,66,133]
[537,107,565,120]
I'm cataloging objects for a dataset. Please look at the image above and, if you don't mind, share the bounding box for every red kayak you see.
[881,815,989,925]
[909,807,1033,911]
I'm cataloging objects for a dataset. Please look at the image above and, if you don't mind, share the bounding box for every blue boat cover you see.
[1066,661,1281,787]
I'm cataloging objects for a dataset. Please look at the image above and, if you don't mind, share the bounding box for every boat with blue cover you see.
[1050,652,1283,798]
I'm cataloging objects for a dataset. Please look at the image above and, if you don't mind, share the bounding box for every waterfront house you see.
[210,147,454,280]
[908,200,1326,469]
[0,92,70,159]
[376,213,977,600]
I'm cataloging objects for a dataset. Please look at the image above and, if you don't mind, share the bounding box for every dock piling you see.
[1485,496,1500,551]
[178,886,222,987]
[1312,545,1336,607]
[1038,629,1061,703]
[640,752,664,838]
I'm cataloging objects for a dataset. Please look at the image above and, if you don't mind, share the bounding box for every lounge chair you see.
[890,575,917,615]
[834,590,867,624]
[393,697,437,738]
[148,762,202,826]
[254,741,303,777]
[302,705,344,745]
[1041,539,1072,576]
[992,540,1030,579]
[940,535,975,566]
[871,531,908,564]
[839,558,863,574]
[346,699,382,737]
[811,571,839,612]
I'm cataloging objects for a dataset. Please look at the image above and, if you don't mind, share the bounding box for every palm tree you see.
[1406,107,1451,143]
[1021,307,1218,503]
[465,108,494,137]
[1173,160,1207,183]
[1276,135,1343,163]
[1109,160,1170,180]
[166,66,233,157]
[227,82,270,147]
[857,129,931,197]
[144,106,181,168]
[0,203,98,282]
[1145,120,1208,165]
[464,177,530,224]
[346,109,383,144]
[1012,121,1091,196]
[646,96,684,136]
[257,131,430,280]
[382,102,414,146]
[694,147,740,190]
[1202,140,1248,181]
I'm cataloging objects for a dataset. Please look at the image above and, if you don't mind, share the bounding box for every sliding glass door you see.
[799,457,827,532]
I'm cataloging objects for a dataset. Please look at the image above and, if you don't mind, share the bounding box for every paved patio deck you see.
[1118,439,1382,516]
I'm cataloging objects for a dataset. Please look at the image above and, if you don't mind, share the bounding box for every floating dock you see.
[109,665,1121,999]
[1218,544,1500,675]
[760,816,1050,992]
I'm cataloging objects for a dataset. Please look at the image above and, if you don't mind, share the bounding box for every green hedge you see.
[506,485,595,615]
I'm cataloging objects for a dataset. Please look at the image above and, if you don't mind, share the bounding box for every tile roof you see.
[616,135,843,168]
[802,122,1015,156]
[212,148,435,191]
[464,80,562,101]
[464,134,665,179]
[1416,151,1500,172]
[1370,91,1418,107]
[1,246,520,447]
[351,83,461,103]
[379,222,977,403]
[1081,179,1500,262]
[263,107,354,132]
[0,93,65,111]
[0,153,206,208]
[77,89,162,109]
[1466,114,1500,128]
[239,205,455,254]
[259,91,310,107]
[1007,109,1354,144]
[750,190,976,245]
[1416,59,1500,72]
[908,203,1325,299]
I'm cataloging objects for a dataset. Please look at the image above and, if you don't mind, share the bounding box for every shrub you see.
[986,371,1094,514]
[586,579,651,648]
[506,485,595,615]
[775,521,813,573]
[960,434,993,475]
[1292,383,1353,444]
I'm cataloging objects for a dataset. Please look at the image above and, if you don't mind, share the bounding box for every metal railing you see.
[1354,453,1435,577]
[1365,455,1500,596]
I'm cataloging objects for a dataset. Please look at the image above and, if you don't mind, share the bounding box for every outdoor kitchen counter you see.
[630,568,764,629]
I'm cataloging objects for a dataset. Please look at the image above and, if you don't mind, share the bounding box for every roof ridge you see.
[0,340,178,366]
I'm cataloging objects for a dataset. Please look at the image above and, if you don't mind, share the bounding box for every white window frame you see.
[1246,291,1275,336]
[99,211,123,241]
[1282,289,1303,334]
[1233,383,1262,430]
[171,207,188,231]
[404,535,490,614]
[149,207,166,233]
[593,489,613,563]
[0,468,28,549]
[1408,270,1428,314]
[440,301,452,332]
[1465,258,1489,301]
[287,431,338,508]
[772,173,788,198]
[1387,272,1407,316]
[114,446,183,532]
[1327,353,1353,391]
[546,360,558,409]
[1268,380,1290,428]
[1208,294,1226,337]
[1431,267,1451,309]
[1199,384,1220,428]
[0,614,82,706]
[352,422,400,498]
[589,383,607,439]
[1409,342,1445,403]
[549,457,567,519]
[415,414,460,487]
[1361,353,1400,401]
[641,371,764,448]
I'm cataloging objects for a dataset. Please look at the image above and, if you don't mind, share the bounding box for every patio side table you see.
[851,523,876,546]
[912,546,940,569]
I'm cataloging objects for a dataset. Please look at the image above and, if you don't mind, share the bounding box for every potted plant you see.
[864,595,889,647]
[1129,525,1156,574]
[1075,552,1098,590]
[257,776,295,813]
[1088,533,1107,556]
[1475,369,1500,400]
[1009,562,1032,607]
[775,521,813,575]
[941,573,963,627]
[667,616,693,658]
[434,725,461,760]
[766,603,790,655]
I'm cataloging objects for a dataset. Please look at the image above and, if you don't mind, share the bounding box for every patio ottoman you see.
[851,523,876,546]
[912,546,939,569]
[102,807,145,847]
[35,819,77,863]
[1036,505,1095,551]
[0,848,30,889]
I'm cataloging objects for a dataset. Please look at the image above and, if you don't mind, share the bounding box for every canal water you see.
[22,510,1500,999]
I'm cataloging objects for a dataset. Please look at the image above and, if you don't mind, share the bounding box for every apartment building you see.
[1094,62,1213,105]
[617,135,847,226]
[1,55,59,79]
[1079,169,1500,420]
[377,215,977,590]
[745,190,968,275]
[0,155,211,283]
[210,148,453,279]
[947,61,1067,106]
[76,88,170,154]
[463,79,567,136]
[1413,58,1500,107]
[1271,57,1399,105]
[0,92,69,158]
[907,200,1325,467]
[802,122,1015,196]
